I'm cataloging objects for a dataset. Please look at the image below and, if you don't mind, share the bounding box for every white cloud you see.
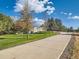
[48,2,53,4]
[14,0,24,12]
[46,6,55,15]
[61,12,67,15]
[61,12,72,16]
[60,12,79,20]
[33,18,45,27]
[69,13,72,16]
[40,0,49,4]
[64,13,67,15]
[68,16,79,20]
[14,0,55,15]
[10,16,20,21]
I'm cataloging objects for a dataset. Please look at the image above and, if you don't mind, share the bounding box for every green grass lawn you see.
[0,31,56,50]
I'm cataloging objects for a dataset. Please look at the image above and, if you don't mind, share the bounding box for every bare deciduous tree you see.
[20,0,33,33]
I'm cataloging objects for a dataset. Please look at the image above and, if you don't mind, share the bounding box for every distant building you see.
[32,26,45,33]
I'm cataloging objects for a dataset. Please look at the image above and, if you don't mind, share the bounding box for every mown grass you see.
[0,31,56,50]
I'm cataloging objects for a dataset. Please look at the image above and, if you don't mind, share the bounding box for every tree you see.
[0,13,13,34]
[60,25,68,32]
[5,16,13,31]
[20,0,33,33]
[67,27,73,32]
[46,18,62,31]
[46,18,55,31]
[75,27,79,32]
[55,18,62,30]
[45,17,67,31]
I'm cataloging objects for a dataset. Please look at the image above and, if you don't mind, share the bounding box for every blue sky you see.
[0,0,79,29]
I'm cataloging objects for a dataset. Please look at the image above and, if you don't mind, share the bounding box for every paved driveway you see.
[0,34,71,59]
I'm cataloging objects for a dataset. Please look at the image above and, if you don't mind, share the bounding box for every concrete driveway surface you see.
[0,34,71,59]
